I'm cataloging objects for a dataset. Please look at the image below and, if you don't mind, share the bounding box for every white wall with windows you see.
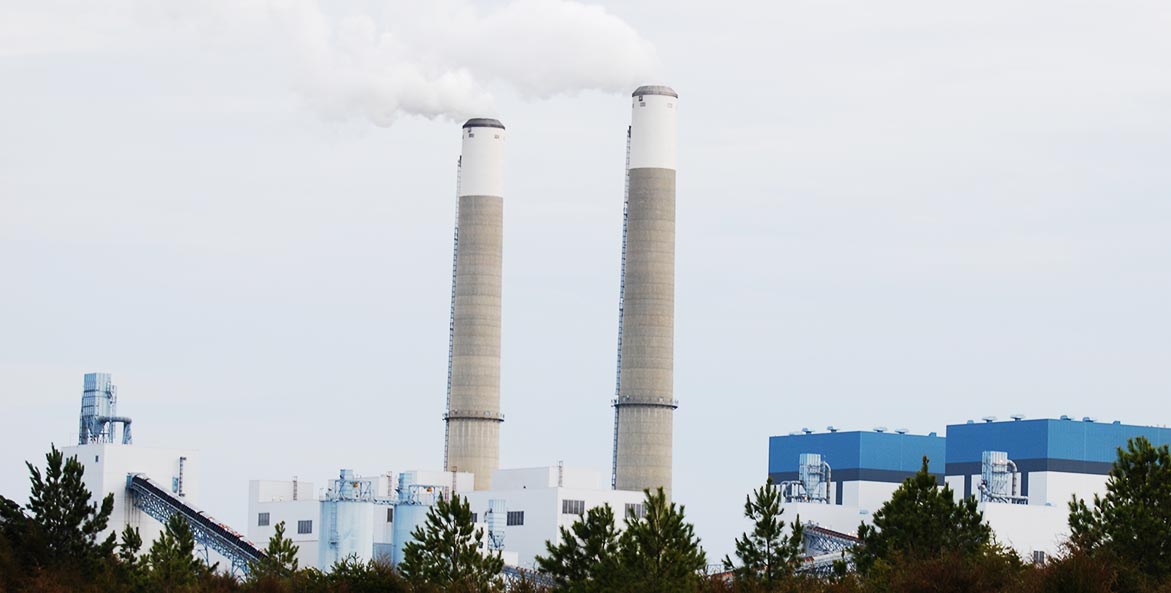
[247,479,321,569]
[463,466,646,570]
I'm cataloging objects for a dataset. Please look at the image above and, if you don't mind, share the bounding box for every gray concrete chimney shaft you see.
[445,118,505,491]
[614,86,678,497]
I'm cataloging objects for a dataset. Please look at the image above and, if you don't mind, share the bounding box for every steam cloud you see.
[151,0,662,125]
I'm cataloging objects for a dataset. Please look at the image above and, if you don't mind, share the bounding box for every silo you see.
[444,118,506,491]
[318,470,376,569]
[390,472,448,566]
[613,86,678,497]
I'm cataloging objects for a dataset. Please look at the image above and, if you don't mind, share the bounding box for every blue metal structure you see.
[945,418,1171,499]
[127,474,264,574]
[768,430,946,503]
[79,372,132,445]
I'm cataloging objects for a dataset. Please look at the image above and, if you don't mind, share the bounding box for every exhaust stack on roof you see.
[444,118,506,491]
[612,85,678,497]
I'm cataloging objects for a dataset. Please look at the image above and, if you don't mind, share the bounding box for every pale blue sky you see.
[2,0,1170,560]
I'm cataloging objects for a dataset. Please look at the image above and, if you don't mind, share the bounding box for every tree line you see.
[2,437,1170,593]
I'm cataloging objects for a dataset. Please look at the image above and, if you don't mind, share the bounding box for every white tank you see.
[390,473,449,566]
[318,499,375,569]
[317,469,378,569]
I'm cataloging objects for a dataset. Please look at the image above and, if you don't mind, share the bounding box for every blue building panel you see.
[945,419,1171,476]
[768,431,945,485]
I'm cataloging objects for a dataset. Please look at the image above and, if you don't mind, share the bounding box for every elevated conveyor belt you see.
[798,523,859,575]
[126,473,265,574]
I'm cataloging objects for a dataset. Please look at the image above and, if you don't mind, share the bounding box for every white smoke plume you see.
[145,0,662,125]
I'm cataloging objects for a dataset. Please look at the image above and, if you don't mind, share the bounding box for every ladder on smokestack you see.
[611,126,632,489]
[443,156,462,471]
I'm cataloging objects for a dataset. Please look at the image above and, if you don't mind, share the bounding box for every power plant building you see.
[445,118,507,491]
[246,470,479,571]
[769,416,1171,560]
[63,373,261,573]
[247,478,321,569]
[464,466,645,569]
[944,417,1171,505]
[613,85,679,497]
[769,429,946,509]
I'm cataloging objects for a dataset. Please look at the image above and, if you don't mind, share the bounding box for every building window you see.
[625,503,645,520]
[297,520,312,534]
[386,508,394,523]
[506,511,524,526]
[562,499,586,515]
[471,513,478,523]
[257,512,270,527]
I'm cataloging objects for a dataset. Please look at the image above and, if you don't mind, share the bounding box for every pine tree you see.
[1069,436,1171,581]
[722,478,804,586]
[118,525,143,565]
[854,456,992,574]
[1,444,115,570]
[249,520,300,578]
[399,493,504,592]
[536,504,621,592]
[616,488,707,593]
[146,513,206,589]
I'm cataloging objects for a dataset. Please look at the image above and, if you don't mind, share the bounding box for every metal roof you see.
[632,85,678,98]
[462,118,505,130]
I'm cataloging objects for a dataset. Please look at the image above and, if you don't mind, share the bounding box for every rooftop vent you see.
[826,425,838,433]
[1011,414,1025,421]
[1060,415,1071,421]
[802,427,813,434]
[928,432,938,437]
[895,428,908,435]
[874,426,887,433]
[982,416,997,423]
[967,419,975,424]
[1083,416,1096,423]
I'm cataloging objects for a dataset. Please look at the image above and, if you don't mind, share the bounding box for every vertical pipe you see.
[613,86,678,497]
[445,118,506,491]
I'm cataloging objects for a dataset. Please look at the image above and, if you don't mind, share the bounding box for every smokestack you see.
[613,85,677,496]
[444,118,506,491]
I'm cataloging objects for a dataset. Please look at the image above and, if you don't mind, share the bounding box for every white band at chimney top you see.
[629,93,677,170]
[461,125,506,197]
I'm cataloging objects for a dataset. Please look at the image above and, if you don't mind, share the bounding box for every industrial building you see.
[463,466,645,569]
[57,86,683,576]
[246,469,485,570]
[64,373,262,573]
[246,478,320,569]
[769,416,1171,560]
[769,428,945,508]
[40,84,1171,578]
[242,93,679,572]
[249,465,639,571]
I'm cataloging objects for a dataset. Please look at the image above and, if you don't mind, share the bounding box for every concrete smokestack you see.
[613,85,678,497]
[445,117,506,491]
